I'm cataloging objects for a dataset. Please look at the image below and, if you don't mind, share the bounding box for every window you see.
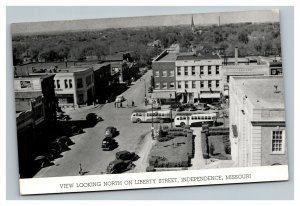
[162,82,167,89]
[77,78,83,88]
[155,71,159,77]
[155,83,160,89]
[184,66,188,75]
[271,69,277,75]
[192,81,196,89]
[78,94,84,104]
[69,79,73,88]
[200,81,204,88]
[86,75,92,86]
[177,67,181,76]
[64,79,68,88]
[216,66,219,75]
[162,71,167,77]
[56,80,60,89]
[200,66,204,75]
[208,66,212,75]
[185,81,189,88]
[170,82,175,89]
[53,80,56,88]
[216,80,220,88]
[169,70,174,77]
[177,81,182,89]
[191,66,195,75]
[272,130,285,154]
[208,80,212,88]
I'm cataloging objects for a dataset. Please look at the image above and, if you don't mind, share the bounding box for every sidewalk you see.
[189,127,206,170]
[62,104,102,113]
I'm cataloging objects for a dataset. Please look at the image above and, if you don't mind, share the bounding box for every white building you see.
[175,53,222,103]
[229,76,287,167]
[53,66,95,108]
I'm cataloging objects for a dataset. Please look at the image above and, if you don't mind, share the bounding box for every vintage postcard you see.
[11,9,288,195]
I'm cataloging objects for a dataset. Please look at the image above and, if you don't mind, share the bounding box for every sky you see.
[11,9,280,35]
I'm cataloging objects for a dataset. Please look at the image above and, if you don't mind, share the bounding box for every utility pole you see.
[170,93,173,128]
[151,102,154,139]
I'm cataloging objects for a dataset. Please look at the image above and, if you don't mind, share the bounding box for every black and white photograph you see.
[11,9,289,195]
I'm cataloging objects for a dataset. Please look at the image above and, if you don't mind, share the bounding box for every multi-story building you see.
[51,66,95,108]
[220,64,270,96]
[14,74,56,122]
[175,52,222,103]
[229,76,287,167]
[258,56,283,75]
[152,50,177,104]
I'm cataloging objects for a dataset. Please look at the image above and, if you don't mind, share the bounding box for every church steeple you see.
[191,15,195,33]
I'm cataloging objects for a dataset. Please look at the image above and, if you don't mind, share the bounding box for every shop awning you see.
[152,91,176,99]
[200,92,221,98]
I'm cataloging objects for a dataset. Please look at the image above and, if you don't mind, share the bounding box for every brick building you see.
[152,50,177,104]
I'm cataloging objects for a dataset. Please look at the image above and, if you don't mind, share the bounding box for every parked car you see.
[56,136,73,146]
[34,155,51,168]
[116,151,138,161]
[176,106,185,112]
[105,126,117,138]
[196,103,209,111]
[86,113,102,124]
[101,137,117,151]
[188,106,197,111]
[115,95,126,103]
[70,126,83,135]
[106,159,133,174]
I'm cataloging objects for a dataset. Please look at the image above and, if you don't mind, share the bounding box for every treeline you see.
[12,22,281,66]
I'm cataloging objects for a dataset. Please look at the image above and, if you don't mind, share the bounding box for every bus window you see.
[208,116,211,120]
[201,116,204,120]
[204,116,208,120]
[191,117,194,120]
[177,117,180,120]
[198,116,200,120]
[133,114,136,116]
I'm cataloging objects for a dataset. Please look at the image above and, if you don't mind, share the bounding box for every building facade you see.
[175,53,222,103]
[152,50,177,104]
[52,67,95,108]
[229,76,287,167]
[14,74,56,122]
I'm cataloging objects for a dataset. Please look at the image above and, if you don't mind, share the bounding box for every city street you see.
[35,71,154,177]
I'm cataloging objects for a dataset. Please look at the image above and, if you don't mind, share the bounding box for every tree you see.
[238,31,249,44]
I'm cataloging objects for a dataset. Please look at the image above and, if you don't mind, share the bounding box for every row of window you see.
[155,80,220,89]
[54,79,73,89]
[154,66,220,78]
[177,65,220,76]
[154,70,174,77]
[54,75,93,89]
[177,80,219,89]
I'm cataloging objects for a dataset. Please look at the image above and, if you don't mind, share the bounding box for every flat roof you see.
[15,91,42,99]
[232,76,285,109]
[177,53,220,61]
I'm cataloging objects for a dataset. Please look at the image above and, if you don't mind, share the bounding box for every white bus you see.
[131,109,171,123]
[174,112,216,127]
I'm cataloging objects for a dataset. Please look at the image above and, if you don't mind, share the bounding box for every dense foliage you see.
[12,22,281,65]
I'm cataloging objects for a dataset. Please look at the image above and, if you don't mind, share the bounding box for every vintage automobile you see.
[101,137,117,151]
[116,150,138,161]
[106,159,133,174]
[86,113,102,125]
[115,95,126,103]
[34,155,51,168]
[56,136,73,146]
[105,126,117,138]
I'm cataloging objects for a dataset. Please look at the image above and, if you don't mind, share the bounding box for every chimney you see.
[235,47,238,65]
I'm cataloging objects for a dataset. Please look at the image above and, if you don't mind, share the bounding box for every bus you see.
[174,112,216,127]
[131,109,171,123]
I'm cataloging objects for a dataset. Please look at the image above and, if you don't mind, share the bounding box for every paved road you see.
[189,127,205,170]
[35,71,154,177]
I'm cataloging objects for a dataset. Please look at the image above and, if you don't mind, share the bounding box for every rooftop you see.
[156,52,178,62]
[15,91,42,99]
[177,52,220,61]
[232,76,285,109]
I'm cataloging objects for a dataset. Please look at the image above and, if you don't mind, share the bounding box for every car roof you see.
[109,159,124,165]
[106,126,115,130]
[103,137,113,141]
[116,150,130,155]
